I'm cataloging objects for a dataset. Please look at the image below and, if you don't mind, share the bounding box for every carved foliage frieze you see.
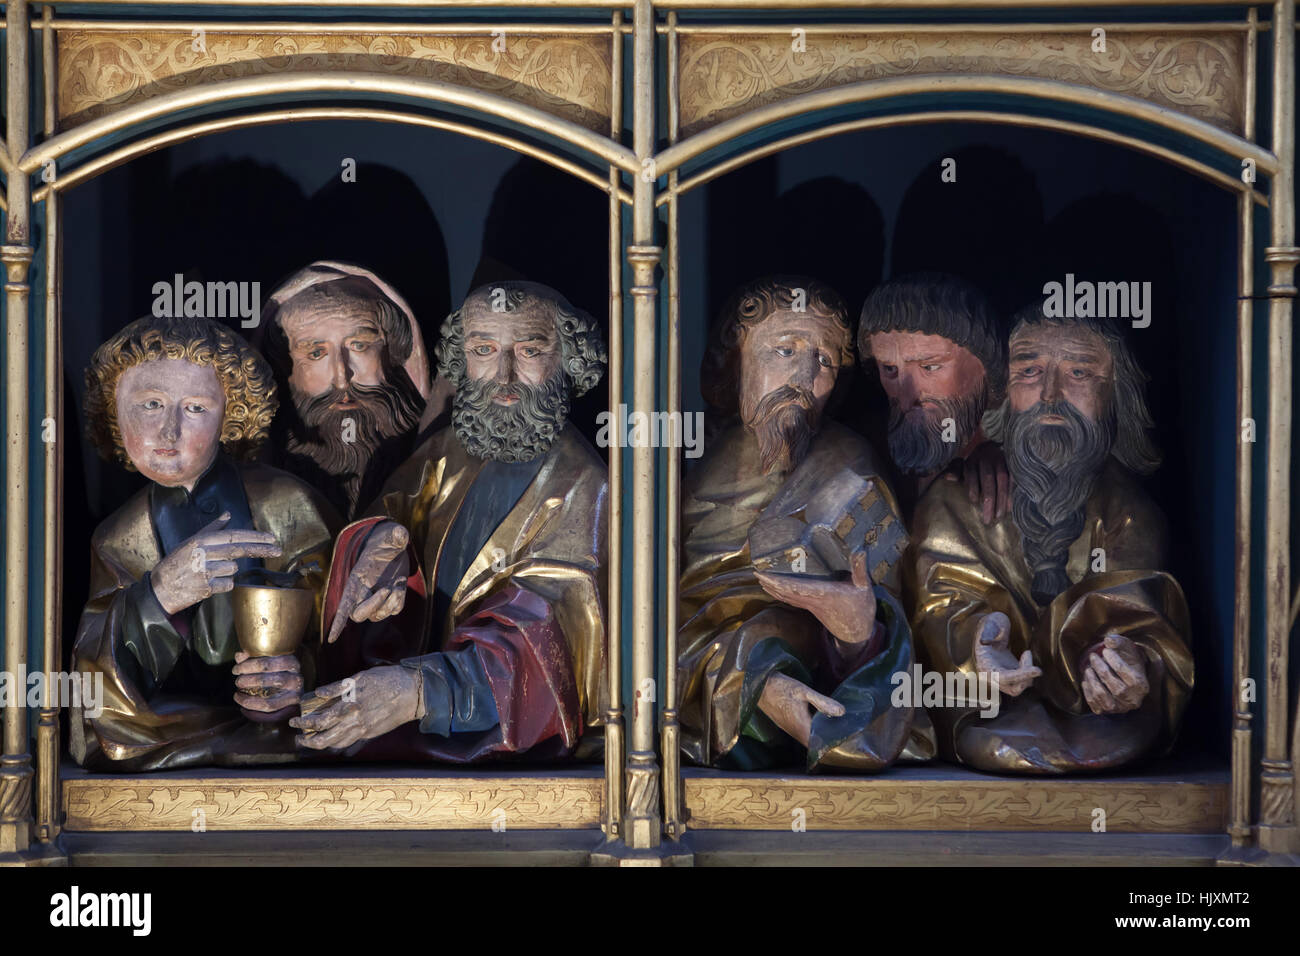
[57,30,614,132]
[63,777,604,830]
[684,775,1227,832]
[678,32,1243,137]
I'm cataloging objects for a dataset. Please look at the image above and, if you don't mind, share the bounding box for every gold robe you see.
[320,424,608,761]
[906,458,1193,773]
[677,421,929,771]
[71,462,337,770]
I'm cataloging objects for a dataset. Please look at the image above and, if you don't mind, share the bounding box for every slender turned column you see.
[601,7,626,843]
[0,0,34,861]
[36,188,63,845]
[1258,0,1298,855]
[1227,8,1259,853]
[621,0,661,851]
[1230,189,1255,849]
[661,9,684,842]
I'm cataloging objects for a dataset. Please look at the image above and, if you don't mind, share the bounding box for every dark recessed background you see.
[61,119,1284,763]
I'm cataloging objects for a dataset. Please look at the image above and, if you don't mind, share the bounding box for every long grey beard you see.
[744,384,818,476]
[287,375,424,488]
[1005,400,1115,604]
[887,389,986,475]
[452,375,570,463]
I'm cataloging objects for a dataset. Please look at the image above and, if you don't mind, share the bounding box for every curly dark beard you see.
[1005,399,1115,605]
[743,384,818,476]
[286,372,425,509]
[452,374,570,463]
[886,388,987,475]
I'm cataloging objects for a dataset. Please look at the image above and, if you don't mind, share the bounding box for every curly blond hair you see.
[85,315,277,469]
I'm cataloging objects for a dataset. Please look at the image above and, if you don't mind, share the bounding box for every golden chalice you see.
[232,578,314,722]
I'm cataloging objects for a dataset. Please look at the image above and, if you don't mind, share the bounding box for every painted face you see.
[283,304,389,410]
[116,357,226,489]
[1007,324,1114,423]
[461,304,562,403]
[869,330,987,415]
[738,310,843,422]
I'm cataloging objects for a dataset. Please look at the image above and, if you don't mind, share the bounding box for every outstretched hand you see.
[757,672,845,747]
[973,611,1041,696]
[756,548,877,645]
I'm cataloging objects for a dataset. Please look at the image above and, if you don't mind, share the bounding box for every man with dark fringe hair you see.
[858,272,1009,523]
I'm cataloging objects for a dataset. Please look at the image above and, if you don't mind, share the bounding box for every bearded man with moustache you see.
[261,262,435,520]
[858,273,1009,523]
[905,307,1193,773]
[289,281,610,763]
[677,277,930,771]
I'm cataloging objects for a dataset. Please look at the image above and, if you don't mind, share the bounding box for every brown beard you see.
[1004,399,1115,604]
[886,387,987,476]
[286,372,425,498]
[743,384,819,476]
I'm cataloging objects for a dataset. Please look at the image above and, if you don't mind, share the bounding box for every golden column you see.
[0,0,35,862]
[621,0,663,853]
[1258,0,1298,855]
[602,8,627,844]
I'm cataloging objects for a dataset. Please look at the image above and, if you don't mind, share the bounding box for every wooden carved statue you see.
[905,307,1193,772]
[71,316,340,770]
[858,272,1010,523]
[289,281,610,763]
[261,261,439,521]
[677,276,932,771]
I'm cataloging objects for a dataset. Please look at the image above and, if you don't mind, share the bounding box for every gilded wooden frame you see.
[0,0,1293,866]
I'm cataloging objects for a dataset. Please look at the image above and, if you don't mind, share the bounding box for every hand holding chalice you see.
[231,567,316,723]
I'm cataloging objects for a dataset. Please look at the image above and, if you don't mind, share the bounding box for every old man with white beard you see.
[905,306,1193,773]
[292,281,610,763]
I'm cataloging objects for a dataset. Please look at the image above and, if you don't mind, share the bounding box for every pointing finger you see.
[199,540,285,560]
[327,580,366,643]
[802,687,846,717]
[193,513,232,538]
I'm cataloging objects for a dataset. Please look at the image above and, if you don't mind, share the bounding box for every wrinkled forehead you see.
[117,356,223,398]
[462,296,559,342]
[746,308,847,346]
[279,289,385,335]
[1010,323,1113,369]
